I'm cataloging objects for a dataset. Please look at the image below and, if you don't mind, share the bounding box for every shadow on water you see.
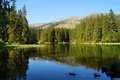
[0,44,120,80]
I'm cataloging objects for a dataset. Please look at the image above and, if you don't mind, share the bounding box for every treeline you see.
[0,0,29,44]
[30,28,70,44]
[71,9,120,43]
[30,9,120,44]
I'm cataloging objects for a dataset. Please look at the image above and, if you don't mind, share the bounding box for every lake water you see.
[0,44,120,80]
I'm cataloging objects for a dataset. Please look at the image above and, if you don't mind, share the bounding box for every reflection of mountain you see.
[28,45,120,68]
[28,44,120,79]
[0,45,120,79]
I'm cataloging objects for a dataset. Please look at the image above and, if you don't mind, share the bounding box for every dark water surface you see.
[0,44,120,80]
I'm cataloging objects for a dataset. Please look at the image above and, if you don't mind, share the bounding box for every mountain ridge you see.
[29,16,86,28]
[29,13,120,29]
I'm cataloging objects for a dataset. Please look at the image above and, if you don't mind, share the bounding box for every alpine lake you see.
[0,44,120,80]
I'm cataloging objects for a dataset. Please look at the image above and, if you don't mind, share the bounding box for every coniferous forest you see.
[0,0,29,45]
[31,9,120,44]
[1,0,120,45]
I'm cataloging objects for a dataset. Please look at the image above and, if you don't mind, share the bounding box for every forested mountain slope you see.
[30,9,120,44]
[30,13,120,29]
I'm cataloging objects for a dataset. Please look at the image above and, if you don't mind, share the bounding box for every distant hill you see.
[29,23,45,28]
[29,13,120,29]
[29,16,86,29]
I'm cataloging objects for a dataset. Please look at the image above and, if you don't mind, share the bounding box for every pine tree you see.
[0,0,10,41]
[107,9,118,32]
[7,0,17,43]
[21,5,29,43]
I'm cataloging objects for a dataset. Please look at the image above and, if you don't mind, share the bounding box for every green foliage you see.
[0,0,29,44]
[72,9,120,43]
[0,38,4,45]
[36,28,70,44]
[28,28,38,44]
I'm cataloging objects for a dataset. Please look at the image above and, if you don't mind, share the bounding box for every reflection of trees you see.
[0,44,120,79]
[0,49,9,80]
[101,61,120,80]
[31,45,120,70]
[109,62,120,78]
[29,44,120,79]
[0,48,29,80]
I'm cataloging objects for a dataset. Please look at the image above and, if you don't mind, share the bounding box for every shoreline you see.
[43,42,120,45]
[1,43,120,48]
[77,43,120,45]
[0,44,45,48]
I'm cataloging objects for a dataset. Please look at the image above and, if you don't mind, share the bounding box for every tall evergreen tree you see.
[7,0,17,43]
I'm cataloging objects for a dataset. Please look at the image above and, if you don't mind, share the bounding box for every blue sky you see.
[16,0,120,24]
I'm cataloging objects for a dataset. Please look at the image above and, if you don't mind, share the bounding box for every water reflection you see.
[0,48,29,80]
[0,44,120,80]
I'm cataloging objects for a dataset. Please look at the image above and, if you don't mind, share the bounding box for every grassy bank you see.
[0,44,45,48]
[43,42,120,45]
[1,43,120,49]
[77,43,120,45]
